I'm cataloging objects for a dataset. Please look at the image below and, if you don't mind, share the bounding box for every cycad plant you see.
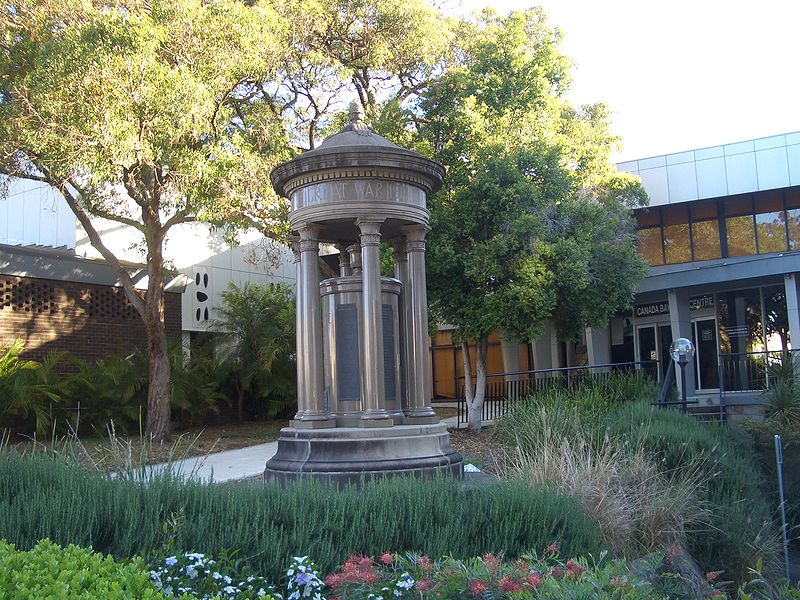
[0,339,62,436]
[215,282,296,421]
[763,351,800,424]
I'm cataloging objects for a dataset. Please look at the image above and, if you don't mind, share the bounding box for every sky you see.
[450,0,800,162]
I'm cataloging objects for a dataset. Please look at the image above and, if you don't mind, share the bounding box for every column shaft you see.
[394,242,411,420]
[403,226,438,423]
[293,225,335,428]
[291,239,306,420]
[668,288,697,395]
[358,219,392,427]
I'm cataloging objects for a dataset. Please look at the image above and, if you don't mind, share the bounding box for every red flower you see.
[706,570,723,583]
[324,574,342,588]
[525,573,542,587]
[482,553,500,574]
[468,580,488,596]
[358,556,374,567]
[380,552,394,565]
[416,579,433,591]
[498,577,522,592]
[545,542,560,555]
[417,556,432,571]
[550,566,566,579]
[566,559,585,576]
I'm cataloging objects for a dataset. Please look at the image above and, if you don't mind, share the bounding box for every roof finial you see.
[346,100,371,136]
[348,100,364,124]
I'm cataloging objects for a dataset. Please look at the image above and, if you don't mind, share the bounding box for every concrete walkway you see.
[145,414,468,483]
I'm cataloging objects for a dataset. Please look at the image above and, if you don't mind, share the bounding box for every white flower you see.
[257,590,267,597]
[185,565,198,579]
[224,575,232,584]
[213,572,223,580]
[165,556,178,567]
[223,585,237,595]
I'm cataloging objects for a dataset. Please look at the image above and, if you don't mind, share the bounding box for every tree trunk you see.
[143,242,172,443]
[461,341,475,428]
[468,337,489,432]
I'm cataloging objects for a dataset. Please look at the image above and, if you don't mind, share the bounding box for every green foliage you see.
[0,339,62,435]
[761,353,800,424]
[0,453,603,581]
[0,539,164,599]
[215,282,296,420]
[605,402,777,583]
[421,9,648,346]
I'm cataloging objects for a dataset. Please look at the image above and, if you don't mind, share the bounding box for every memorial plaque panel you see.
[336,304,360,402]
[382,304,396,402]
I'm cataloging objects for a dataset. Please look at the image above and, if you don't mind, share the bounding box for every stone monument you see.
[264,102,463,484]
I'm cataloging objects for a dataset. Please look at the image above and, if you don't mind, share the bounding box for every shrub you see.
[0,452,603,581]
[0,538,164,598]
[605,402,777,582]
[501,405,709,558]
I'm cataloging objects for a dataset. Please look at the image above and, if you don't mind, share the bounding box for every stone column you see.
[402,226,439,423]
[586,326,611,373]
[668,288,696,395]
[290,237,306,421]
[357,219,392,427]
[393,241,412,416]
[293,225,335,428]
[335,243,352,277]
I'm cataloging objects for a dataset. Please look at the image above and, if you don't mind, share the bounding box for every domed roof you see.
[270,101,444,198]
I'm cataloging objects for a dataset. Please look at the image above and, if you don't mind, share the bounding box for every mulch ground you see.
[447,428,506,475]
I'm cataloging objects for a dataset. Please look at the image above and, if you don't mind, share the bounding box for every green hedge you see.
[0,454,603,580]
[0,539,164,599]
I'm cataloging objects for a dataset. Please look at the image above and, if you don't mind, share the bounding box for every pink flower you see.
[550,566,566,579]
[357,556,374,567]
[324,574,342,588]
[416,579,433,591]
[566,559,585,576]
[468,579,488,596]
[545,542,560,555]
[526,573,542,587]
[417,556,432,571]
[380,552,394,565]
[482,553,500,574]
[498,576,522,592]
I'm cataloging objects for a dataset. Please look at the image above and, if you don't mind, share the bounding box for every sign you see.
[634,294,715,318]
[726,325,748,338]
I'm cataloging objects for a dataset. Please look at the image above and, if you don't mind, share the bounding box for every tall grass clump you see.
[0,452,603,580]
[499,404,709,558]
[605,402,778,582]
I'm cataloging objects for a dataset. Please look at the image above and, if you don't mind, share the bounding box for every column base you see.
[359,418,394,428]
[403,414,439,425]
[290,418,337,429]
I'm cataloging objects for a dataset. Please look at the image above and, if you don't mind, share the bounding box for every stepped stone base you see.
[264,423,463,485]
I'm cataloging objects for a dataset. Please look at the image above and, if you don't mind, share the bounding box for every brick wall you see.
[0,275,182,364]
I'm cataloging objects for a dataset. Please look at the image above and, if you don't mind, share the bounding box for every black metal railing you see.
[719,349,800,393]
[455,361,656,426]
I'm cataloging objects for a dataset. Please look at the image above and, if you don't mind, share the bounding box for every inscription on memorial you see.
[382,304,396,403]
[291,180,425,210]
[335,304,361,402]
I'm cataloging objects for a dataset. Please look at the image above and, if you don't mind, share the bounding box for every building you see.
[585,131,800,401]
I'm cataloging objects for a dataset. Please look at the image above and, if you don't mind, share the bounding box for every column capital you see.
[289,235,301,263]
[387,237,408,262]
[356,218,385,246]
[297,223,323,242]
[401,224,430,251]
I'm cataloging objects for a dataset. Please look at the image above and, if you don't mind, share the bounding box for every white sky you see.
[450,0,800,162]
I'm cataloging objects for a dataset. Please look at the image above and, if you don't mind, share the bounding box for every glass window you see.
[787,208,800,250]
[755,211,788,254]
[763,285,790,352]
[725,215,756,257]
[663,223,691,263]
[691,220,721,260]
[636,227,664,265]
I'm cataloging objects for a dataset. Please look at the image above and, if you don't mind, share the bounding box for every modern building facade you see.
[585,131,800,400]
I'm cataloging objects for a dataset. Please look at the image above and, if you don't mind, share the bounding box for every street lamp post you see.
[670,338,695,413]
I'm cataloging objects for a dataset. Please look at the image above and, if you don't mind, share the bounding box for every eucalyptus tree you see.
[0,0,295,441]
[419,9,648,431]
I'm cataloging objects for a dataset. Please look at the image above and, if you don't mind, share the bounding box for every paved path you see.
[145,415,468,484]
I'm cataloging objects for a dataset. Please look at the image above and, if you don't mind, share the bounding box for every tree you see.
[0,0,295,440]
[215,282,296,422]
[419,9,648,431]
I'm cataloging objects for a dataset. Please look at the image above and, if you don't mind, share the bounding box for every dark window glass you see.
[635,208,661,228]
[636,227,664,265]
[755,211,788,254]
[690,199,718,220]
[723,194,753,216]
[763,285,790,351]
[663,223,691,263]
[725,215,756,257]
[787,208,800,250]
[691,220,721,260]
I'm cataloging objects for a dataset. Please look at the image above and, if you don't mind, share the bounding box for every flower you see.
[380,552,394,565]
[525,573,542,587]
[165,556,178,567]
[416,579,433,591]
[609,576,627,587]
[417,556,432,571]
[498,576,522,592]
[185,565,198,579]
[550,566,566,578]
[566,559,585,576]
[395,573,415,590]
[468,579,488,596]
[545,542,560,555]
[482,553,500,574]
[706,570,723,583]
